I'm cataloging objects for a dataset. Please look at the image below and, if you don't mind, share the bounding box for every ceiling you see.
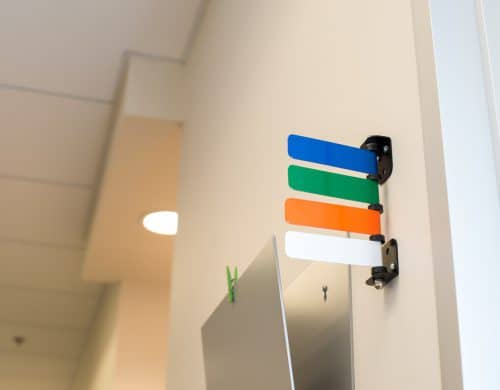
[0,0,202,101]
[0,1,202,389]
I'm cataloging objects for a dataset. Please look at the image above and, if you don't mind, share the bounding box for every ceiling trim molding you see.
[0,348,81,361]
[0,284,99,298]
[0,173,93,190]
[0,237,85,251]
[0,50,186,106]
[0,82,112,105]
[0,319,89,333]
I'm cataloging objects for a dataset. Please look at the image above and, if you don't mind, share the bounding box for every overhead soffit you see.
[0,0,201,387]
[84,116,182,282]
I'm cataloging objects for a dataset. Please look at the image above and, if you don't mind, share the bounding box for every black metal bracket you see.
[366,239,399,290]
[368,203,384,214]
[360,135,393,184]
[369,234,385,244]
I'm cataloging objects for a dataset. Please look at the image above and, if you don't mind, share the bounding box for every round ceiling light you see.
[142,211,178,235]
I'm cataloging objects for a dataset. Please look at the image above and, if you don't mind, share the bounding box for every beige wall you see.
[122,57,186,122]
[167,1,457,389]
[72,285,120,390]
[72,282,170,390]
[75,55,184,390]
[113,281,170,390]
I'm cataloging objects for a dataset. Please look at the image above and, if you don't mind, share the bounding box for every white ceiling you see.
[0,0,202,101]
[0,1,202,389]
[0,89,111,185]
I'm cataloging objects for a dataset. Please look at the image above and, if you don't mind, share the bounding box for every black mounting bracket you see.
[360,135,393,184]
[368,203,384,214]
[366,239,399,290]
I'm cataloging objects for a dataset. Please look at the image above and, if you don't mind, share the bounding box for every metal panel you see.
[202,239,353,390]
[285,262,353,390]
[201,238,295,390]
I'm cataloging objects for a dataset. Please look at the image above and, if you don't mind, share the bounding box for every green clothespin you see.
[226,266,238,303]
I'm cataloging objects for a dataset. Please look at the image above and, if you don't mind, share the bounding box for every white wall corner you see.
[121,55,186,122]
[411,1,463,389]
[429,0,500,384]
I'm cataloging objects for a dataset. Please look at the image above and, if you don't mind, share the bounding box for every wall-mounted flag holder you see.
[366,238,399,289]
[360,135,393,184]
[285,134,399,290]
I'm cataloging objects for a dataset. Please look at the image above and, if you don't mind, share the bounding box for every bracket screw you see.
[383,145,390,153]
[389,263,396,271]
[374,280,386,290]
[13,336,25,346]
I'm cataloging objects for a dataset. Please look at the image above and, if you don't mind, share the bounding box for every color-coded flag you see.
[285,134,383,266]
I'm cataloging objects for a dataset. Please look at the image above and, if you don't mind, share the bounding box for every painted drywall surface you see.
[481,0,500,196]
[167,1,443,390]
[72,281,170,390]
[484,0,500,131]
[122,56,186,121]
[84,115,181,282]
[412,1,463,388]
[78,54,179,390]
[113,281,170,390]
[430,0,500,389]
[72,285,120,390]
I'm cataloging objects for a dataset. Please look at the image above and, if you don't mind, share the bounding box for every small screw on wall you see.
[13,336,26,347]
[322,285,328,301]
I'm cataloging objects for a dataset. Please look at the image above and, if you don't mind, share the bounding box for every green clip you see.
[226,266,238,303]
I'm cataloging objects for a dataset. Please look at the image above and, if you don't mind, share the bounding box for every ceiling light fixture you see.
[142,211,178,235]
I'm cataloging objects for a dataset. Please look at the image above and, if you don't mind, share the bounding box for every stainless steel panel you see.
[202,238,295,390]
[285,262,353,390]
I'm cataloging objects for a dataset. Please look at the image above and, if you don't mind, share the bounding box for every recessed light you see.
[142,211,178,235]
